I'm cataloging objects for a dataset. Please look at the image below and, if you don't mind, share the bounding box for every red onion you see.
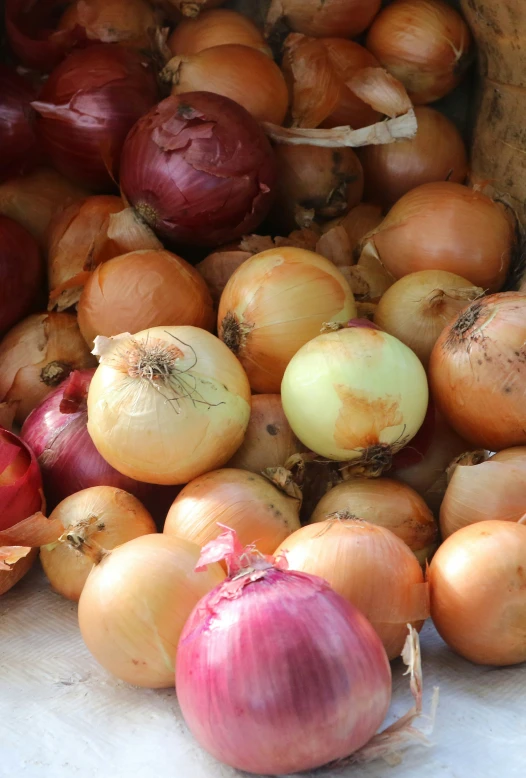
[32,45,159,190]
[0,428,44,532]
[119,92,277,247]
[0,216,42,335]
[176,527,391,774]
[0,65,40,182]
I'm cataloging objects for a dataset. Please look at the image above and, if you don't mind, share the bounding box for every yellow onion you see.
[0,313,96,424]
[0,546,38,596]
[267,0,381,39]
[366,0,472,104]
[40,486,156,602]
[429,521,526,665]
[164,468,301,556]
[87,327,251,485]
[275,518,429,659]
[374,270,483,368]
[218,247,356,393]
[58,0,160,51]
[78,533,225,687]
[361,183,514,292]
[78,249,215,347]
[168,8,271,56]
[162,44,289,125]
[359,107,468,206]
[311,478,438,566]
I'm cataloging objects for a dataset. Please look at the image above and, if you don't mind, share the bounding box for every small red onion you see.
[0,65,40,182]
[0,427,44,532]
[0,216,42,335]
[119,92,277,247]
[32,45,159,190]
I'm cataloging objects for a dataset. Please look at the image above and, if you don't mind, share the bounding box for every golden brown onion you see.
[168,9,271,56]
[322,203,383,251]
[58,0,160,51]
[267,0,381,39]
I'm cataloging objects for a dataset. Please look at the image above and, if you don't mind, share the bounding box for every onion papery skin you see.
[78,534,225,687]
[0,66,40,183]
[119,92,276,247]
[196,250,251,304]
[164,468,300,555]
[218,247,356,393]
[164,44,289,125]
[311,479,438,566]
[169,0,225,17]
[32,45,160,191]
[322,203,383,253]
[176,547,391,773]
[40,486,156,602]
[276,519,428,659]
[168,9,271,56]
[0,428,44,532]
[87,327,251,485]
[365,182,513,293]
[0,547,38,597]
[78,249,215,346]
[429,293,526,450]
[267,0,382,39]
[0,216,42,336]
[0,313,96,425]
[429,521,526,666]
[281,326,428,463]
[359,107,468,207]
[366,0,472,105]
[57,0,160,53]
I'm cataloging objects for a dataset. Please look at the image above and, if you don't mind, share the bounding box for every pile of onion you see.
[164,468,301,555]
[266,0,381,39]
[167,9,271,56]
[78,249,215,346]
[87,327,251,485]
[218,247,356,393]
[40,486,156,602]
[78,533,225,687]
[32,45,159,190]
[0,216,42,335]
[119,93,276,247]
[366,0,472,104]
[429,521,526,666]
[57,0,161,53]
[0,65,40,183]
[0,313,96,424]
[430,293,526,450]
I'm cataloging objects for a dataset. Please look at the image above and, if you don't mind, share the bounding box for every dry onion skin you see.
[362,182,514,293]
[196,250,251,304]
[78,249,215,347]
[78,533,225,687]
[0,546,38,597]
[311,478,438,566]
[359,107,468,207]
[429,293,526,450]
[429,521,526,666]
[0,313,96,424]
[218,247,356,393]
[40,486,156,602]
[267,0,381,39]
[366,0,472,105]
[57,0,160,52]
[275,518,429,660]
[322,204,383,254]
[87,326,251,485]
[168,0,225,17]
[374,270,483,369]
[164,468,301,556]
[168,9,271,56]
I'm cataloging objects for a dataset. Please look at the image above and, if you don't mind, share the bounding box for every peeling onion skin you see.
[0,428,45,533]
[429,293,526,451]
[57,0,160,53]
[0,547,38,597]
[267,0,382,40]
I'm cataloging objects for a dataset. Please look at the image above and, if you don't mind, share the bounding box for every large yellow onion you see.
[168,9,271,56]
[87,327,251,485]
[218,247,356,393]
[267,0,381,39]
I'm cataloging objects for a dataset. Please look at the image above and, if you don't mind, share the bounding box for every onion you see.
[322,203,383,252]
[196,250,251,304]
[40,486,156,602]
[267,0,382,39]
[366,0,472,104]
[0,428,44,532]
[0,546,38,597]
[429,521,526,665]
[282,324,428,468]
[78,249,215,347]
[168,0,225,17]
[87,327,251,485]
[430,293,526,449]
[119,93,276,247]
[269,145,363,233]
[227,394,304,474]
[0,216,42,336]
[32,45,160,190]
[276,518,428,659]
[0,313,96,425]
[57,0,160,52]
[361,183,514,293]
[162,45,289,125]
[78,533,225,687]
[311,479,438,566]
[359,107,468,206]
[218,247,356,393]
[164,468,301,555]
[176,527,391,774]
[0,65,40,183]
[168,9,271,56]
[374,270,484,369]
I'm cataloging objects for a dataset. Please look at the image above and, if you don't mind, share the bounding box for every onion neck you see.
[40,361,73,387]
[65,531,108,564]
